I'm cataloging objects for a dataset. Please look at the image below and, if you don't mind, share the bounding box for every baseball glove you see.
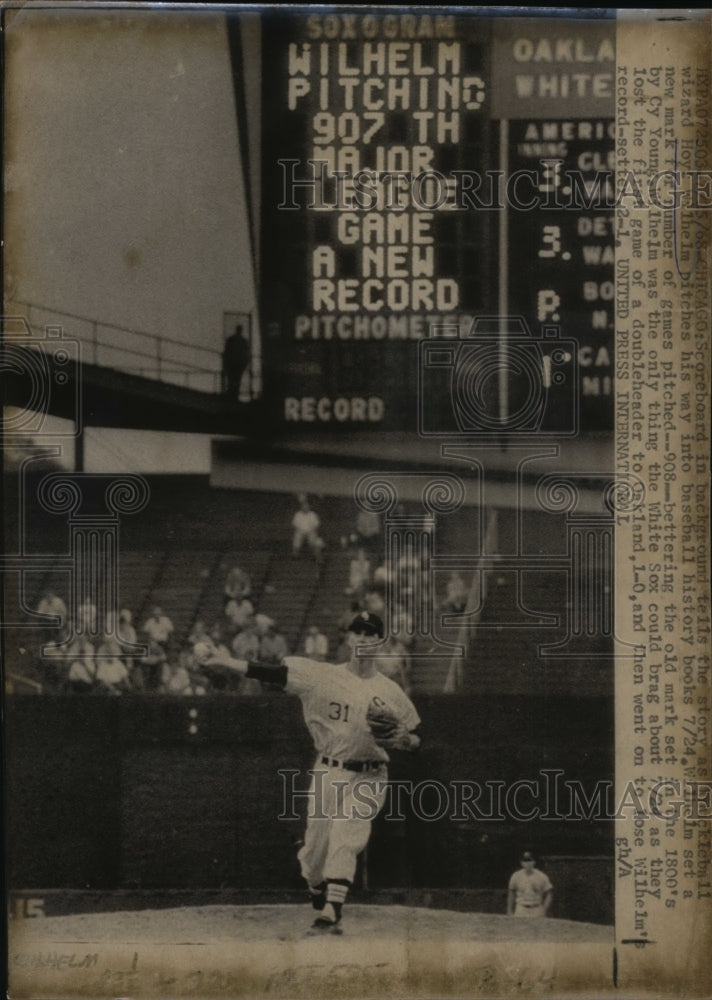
[366,700,404,748]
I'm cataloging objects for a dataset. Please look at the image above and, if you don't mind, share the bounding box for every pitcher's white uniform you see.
[284,655,420,891]
[203,610,418,929]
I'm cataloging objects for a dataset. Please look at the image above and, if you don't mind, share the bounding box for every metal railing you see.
[7,299,226,395]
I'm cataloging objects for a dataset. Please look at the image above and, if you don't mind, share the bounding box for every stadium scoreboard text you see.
[259,13,615,433]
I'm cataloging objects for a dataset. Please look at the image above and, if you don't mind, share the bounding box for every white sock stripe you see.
[326,885,348,903]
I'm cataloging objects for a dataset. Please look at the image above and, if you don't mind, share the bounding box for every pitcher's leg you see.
[318,776,387,925]
[297,768,333,892]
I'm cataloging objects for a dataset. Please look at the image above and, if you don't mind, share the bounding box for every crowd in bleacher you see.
[14,584,291,697]
[7,493,470,698]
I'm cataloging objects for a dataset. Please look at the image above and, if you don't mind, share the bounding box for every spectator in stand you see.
[345,547,371,597]
[304,624,328,661]
[363,588,386,619]
[209,624,232,660]
[65,637,97,693]
[201,624,236,693]
[441,571,469,615]
[142,605,174,647]
[291,494,325,562]
[355,508,381,549]
[95,635,131,695]
[259,623,289,663]
[217,629,263,694]
[188,619,209,645]
[117,608,137,646]
[231,619,260,661]
[135,640,167,692]
[374,635,412,695]
[185,648,209,696]
[35,589,68,635]
[342,508,381,554]
[225,594,255,632]
[224,564,252,604]
[75,597,97,635]
[177,646,209,696]
[255,612,274,635]
[373,562,389,590]
[161,650,194,696]
[114,609,139,679]
[115,608,139,674]
[224,623,264,693]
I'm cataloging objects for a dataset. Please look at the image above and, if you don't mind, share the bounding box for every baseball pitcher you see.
[198,610,420,933]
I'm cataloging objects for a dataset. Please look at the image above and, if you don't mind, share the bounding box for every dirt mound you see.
[9,903,614,998]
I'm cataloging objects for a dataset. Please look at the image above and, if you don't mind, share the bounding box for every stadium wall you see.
[6,694,613,924]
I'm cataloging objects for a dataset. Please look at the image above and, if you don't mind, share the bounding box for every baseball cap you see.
[521,851,535,861]
[348,611,384,638]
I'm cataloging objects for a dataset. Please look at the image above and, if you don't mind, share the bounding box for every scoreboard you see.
[259,12,615,434]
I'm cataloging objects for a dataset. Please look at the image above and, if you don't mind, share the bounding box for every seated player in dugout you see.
[198,610,421,934]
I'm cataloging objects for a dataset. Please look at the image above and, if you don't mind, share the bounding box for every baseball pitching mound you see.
[10,903,614,998]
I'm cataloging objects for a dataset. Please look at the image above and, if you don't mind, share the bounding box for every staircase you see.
[256,553,322,653]
[141,550,217,641]
[305,547,355,658]
[120,552,164,623]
